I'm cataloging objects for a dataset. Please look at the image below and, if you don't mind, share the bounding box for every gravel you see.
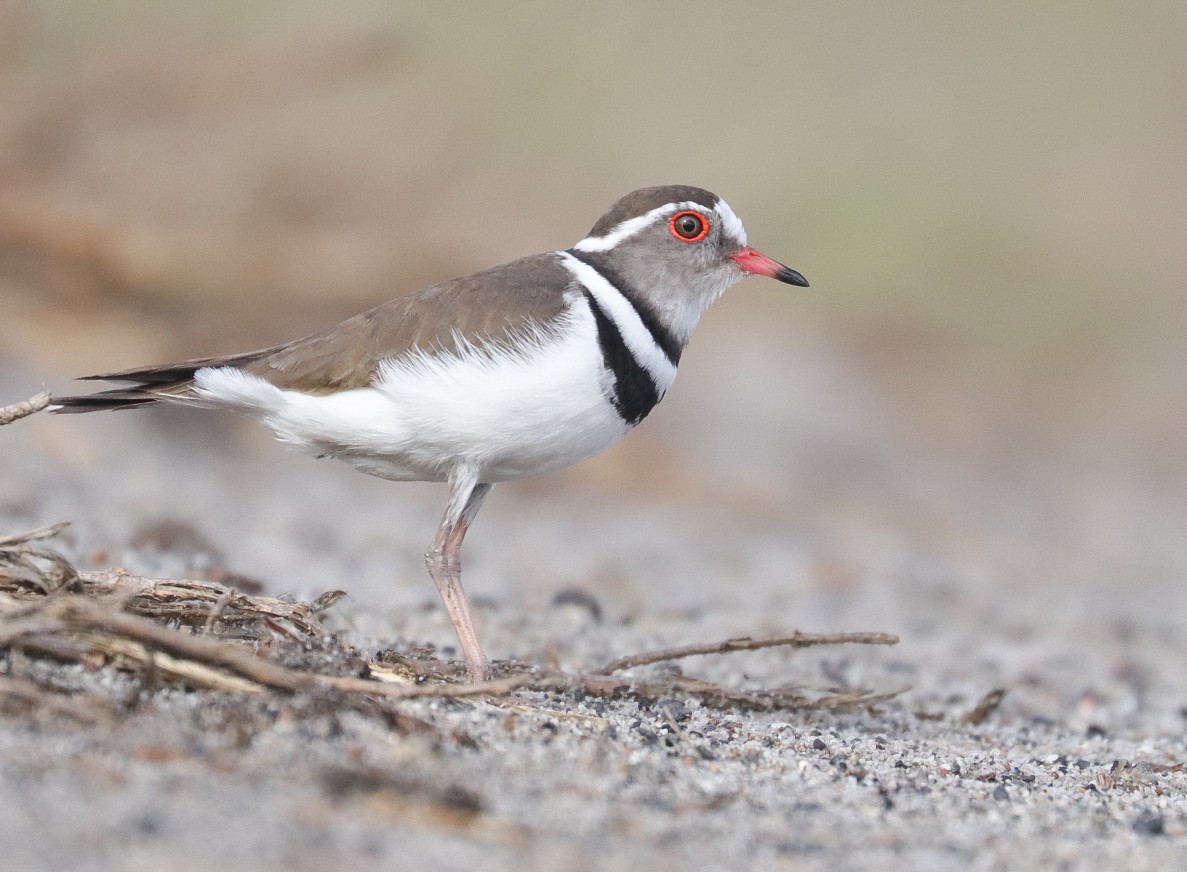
[2,344,1186,871]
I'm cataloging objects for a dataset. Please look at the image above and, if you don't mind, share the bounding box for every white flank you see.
[573,200,717,253]
[191,306,631,484]
[558,252,678,396]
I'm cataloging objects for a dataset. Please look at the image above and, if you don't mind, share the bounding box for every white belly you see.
[191,306,633,483]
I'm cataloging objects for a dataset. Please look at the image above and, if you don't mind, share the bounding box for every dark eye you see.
[669,210,710,243]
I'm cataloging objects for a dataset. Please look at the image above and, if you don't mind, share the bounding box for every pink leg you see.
[424,479,493,682]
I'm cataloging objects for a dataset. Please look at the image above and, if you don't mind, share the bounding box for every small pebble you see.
[655,698,690,723]
[1132,811,1165,836]
[550,588,603,622]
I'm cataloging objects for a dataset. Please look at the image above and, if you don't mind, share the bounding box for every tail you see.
[51,348,275,414]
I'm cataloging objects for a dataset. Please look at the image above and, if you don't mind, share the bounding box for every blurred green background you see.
[2,1,1185,549]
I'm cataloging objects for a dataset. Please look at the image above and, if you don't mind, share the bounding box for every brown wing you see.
[243,253,575,392]
[52,253,576,411]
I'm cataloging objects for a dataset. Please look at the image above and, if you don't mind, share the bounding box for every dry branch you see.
[962,687,1006,726]
[0,522,72,548]
[597,630,900,674]
[0,524,903,715]
[2,547,333,640]
[38,598,316,692]
[202,588,236,634]
[0,392,50,426]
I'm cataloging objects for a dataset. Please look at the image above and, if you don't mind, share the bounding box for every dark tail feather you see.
[51,388,172,413]
[52,347,279,414]
[77,348,273,385]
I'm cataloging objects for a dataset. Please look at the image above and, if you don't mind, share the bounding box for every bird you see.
[51,185,809,681]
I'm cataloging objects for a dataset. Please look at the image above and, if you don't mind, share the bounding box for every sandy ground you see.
[3,328,1186,871]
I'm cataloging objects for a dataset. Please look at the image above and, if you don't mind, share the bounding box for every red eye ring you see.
[669,210,711,243]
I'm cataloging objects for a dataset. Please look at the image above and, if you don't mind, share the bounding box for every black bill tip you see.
[776,266,810,287]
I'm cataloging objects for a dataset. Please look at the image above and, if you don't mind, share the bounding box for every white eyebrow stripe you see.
[572,200,715,253]
[714,198,747,246]
[558,252,678,394]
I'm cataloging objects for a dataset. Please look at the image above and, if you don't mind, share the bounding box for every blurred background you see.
[1,2,1185,644]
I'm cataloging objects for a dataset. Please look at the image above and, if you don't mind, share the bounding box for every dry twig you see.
[597,630,900,674]
[962,687,1006,726]
[48,598,316,691]
[0,392,50,426]
[0,522,72,548]
[202,588,236,634]
[0,524,903,714]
